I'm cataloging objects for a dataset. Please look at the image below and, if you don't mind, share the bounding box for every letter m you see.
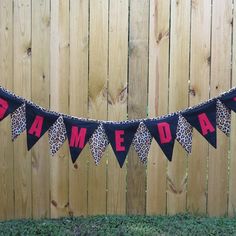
[69,126,87,149]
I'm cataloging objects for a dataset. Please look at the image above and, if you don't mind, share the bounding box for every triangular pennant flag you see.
[220,88,236,112]
[11,103,26,140]
[103,121,139,168]
[64,117,99,163]
[144,114,179,161]
[132,122,152,164]
[0,88,23,121]
[89,123,109,165]
[181,100,217,148]
[48,116,67,156]
[176,114,193,154]
[216,99,231,136]
[26,103,59,150]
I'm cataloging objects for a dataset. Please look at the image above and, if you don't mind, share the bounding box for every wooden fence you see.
[0,0,236,220]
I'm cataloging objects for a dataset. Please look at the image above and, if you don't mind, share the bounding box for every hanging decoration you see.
[181,100,217,148]
[144,114,179,161]
[132,122,152,164]
[89,124,109,165]
[103,121,139,167]
[1,85,236,168]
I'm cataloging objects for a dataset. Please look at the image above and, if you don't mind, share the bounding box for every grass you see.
[0,214,236,236]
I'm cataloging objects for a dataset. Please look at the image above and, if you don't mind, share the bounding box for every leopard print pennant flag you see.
[216,99,231,136]
[132,122,152,164]
[48,116,67,156]
[176,114,193,154]
[11,103,26,140]
[89,123,109,165]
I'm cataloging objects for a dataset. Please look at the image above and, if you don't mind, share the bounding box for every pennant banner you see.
[48,116,67,156]
[216,100,231,136]
[103,121,139,167]
[0,88,23,121]
[64,117,99,163]
[132,122,152,164]
[89,124,109,165]
[176,115,193,154]
[26,103,59,150]
[144,114,179,161]
[11,103,26,140]
[1,86,236,167]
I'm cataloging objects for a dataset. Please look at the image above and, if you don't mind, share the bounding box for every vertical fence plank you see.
[229,0,236,217]
[167,0,190,214]
[50,0,70,218]
[31,0,50,218]
[127,0,149,215]
[13,0,32,219]
[0,0,14,220]
[88,0,108,215]
[208,0,232,216]
[107,0,128,215]
[69,0,89,216]
[147,0,170,215]
[187,0,211,214]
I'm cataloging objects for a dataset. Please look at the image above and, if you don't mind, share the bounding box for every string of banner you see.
[0,86,235,167]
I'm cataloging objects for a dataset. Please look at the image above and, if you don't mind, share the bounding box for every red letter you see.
[28,115,44,137]
[233,97,236,101]
[0,98,9,120]
[69,126,87,149]
[198,113,215,135]
[157,122,172,144]
[115,130,125,151]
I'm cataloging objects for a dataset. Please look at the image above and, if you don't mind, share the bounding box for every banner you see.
[1,86,236,168]
[103,121,139,167]
[144,114,179,161]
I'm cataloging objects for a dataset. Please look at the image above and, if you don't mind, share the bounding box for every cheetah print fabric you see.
[132,122,152,164]
[48,116,67,156]
[176,114,193,154]
[216,100,231,136]
[89,123,109,165]
[11,103,26,140]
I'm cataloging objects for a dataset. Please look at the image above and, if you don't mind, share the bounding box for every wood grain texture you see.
[13,0,32,219]
[229,0,236,217]
[69,0,89,217]
[167,0,190,214]
[0,0,14,220]
[187,0,211,214]
[0,0,236,220]
[50,0,70,218]
[127,0,149,215]
[107,0,129,215]
[31,0,50,218]
[208,0,232,216]
[88,0,108,215]
[146,0,170,215]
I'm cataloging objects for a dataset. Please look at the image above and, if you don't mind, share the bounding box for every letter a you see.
[0,98,9,120]
[28,115,44,138]
[198,113,215,135]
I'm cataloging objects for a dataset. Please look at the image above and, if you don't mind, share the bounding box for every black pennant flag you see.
[220,89,236,112]
[182,100,217,148]
[0,88,23,121]
[64,117,99,163]
[103,122,139,168]
[144,114,179,161]
[26,103,59,150]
